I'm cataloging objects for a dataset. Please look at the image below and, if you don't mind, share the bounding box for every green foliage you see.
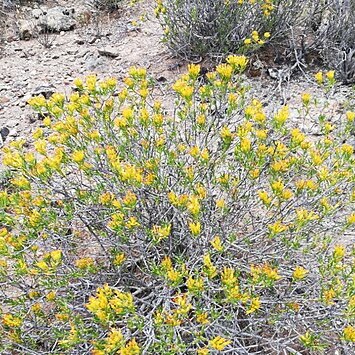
[0,58,355,353]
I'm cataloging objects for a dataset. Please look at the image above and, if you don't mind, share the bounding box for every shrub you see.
[314,0,355,83]
[155,0,311,59]
[1,60,355,354]
[88,0,123,10]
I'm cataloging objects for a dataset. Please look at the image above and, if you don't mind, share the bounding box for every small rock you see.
[157,76,167,83]
[0,127,10,143]
[0,85,10,92]
[67,49,78,55]
[0,96,10,104]
[88,36,98,44]
[75,38,85,45]
[8,128,18,138]
[98,46,120,58]
[85,55,104,71]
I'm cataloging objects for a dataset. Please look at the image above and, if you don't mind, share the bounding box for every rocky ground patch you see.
[0,0,354,147]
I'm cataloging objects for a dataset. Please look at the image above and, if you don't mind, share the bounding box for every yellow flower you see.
[167,269,182,283]
[200,148,210,161]
[72,150,85,163]
[46,291,56,301]
[73,77,83,88]
[196,312,209,325]
[227,55,248,70]
[187,196,200,216]
[343,325,355,342]
[240,137,251,153]
[75,257,94,269]
[323,288,336,305]
[161,256,173,271]
[271,180,284,194]
[301,92,311,106]
[274,105,289,125]
[31,303,42,313]
[221,267,237,288]
[246,297,261,314]
[120,339,140,355]
[262,264,281,281]
[281,189,293,200]
[268,221,288,235]
[346,111,355,122]
[34,139,47,155]
[196,114,206,125]
[258,190,271,206]
[292,266,308,280]
[195,184,207,199]
[315,71,323,84]
[255,129,267,140]
[209,336,231,351]
[129,66,146,78]
[50,249,62,262]
[187,63,201,79]
[341,144,354,155]
[36,260,49,272]
[189,146,200,158]
[210,235,224,252]
[103,328,124,352]
[347,213,355,224]
[86,74,97,91]
[99,192,114,205]
[244,38,252,45]
[172,79,194,101]
[326,70,335,81]
[114,253,126,266]
[203,254,217,278]
[186,276,204,293]
[333,245,345,260]
[126,217,140,229]
[2,314,23,328]
[263,32,271,38]
[220,126,233,142]
[216,63,233,80]
[122,191,137,207]
[215,199,226,209]
[189,221,201,236]
[151,224,171,242]
[11,176,30,190]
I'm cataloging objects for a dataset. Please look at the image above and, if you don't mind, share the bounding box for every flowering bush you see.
[1,58,355,354]
[155,0,309,59]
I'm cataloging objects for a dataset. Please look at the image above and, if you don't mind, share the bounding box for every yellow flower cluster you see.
[86,284,135,324]
[244,30,270,45]
[93,328,140,355]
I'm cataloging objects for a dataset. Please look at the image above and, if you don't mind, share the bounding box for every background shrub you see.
[0,61,354,353]
[314,0,355,83]
[88,0,123,10]
[156,0,312,60]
